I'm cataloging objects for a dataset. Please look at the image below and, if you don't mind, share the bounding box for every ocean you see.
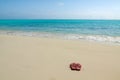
[0,19,120,44]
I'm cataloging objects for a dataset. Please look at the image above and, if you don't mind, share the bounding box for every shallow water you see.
[0,19,120,44]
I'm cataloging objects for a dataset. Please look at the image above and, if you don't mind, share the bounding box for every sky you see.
[0,0,120,19]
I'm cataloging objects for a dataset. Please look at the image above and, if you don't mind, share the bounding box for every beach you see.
[0,34,120,80]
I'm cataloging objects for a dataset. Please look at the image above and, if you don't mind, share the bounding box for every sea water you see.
[0,19,120,44]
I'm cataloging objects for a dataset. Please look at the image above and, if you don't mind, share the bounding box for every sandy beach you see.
[0,35,120,80]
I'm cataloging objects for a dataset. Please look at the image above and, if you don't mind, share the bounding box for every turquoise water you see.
[0,19,120,44]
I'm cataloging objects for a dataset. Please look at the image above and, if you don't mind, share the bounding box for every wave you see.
[64,34,120,44]
[0,30,120,45]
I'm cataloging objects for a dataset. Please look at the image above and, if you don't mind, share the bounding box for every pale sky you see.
[0,0,120,19]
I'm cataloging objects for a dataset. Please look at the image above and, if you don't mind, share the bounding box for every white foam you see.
[0,30,120,45]
[63,34,120,44]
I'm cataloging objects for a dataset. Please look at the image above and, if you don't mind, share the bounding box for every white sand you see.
[0,35,120,80]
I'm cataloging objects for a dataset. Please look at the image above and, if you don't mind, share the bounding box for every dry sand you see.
[0,35,120,80]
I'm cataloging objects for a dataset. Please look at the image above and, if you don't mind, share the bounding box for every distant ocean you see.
[0,19,120,44]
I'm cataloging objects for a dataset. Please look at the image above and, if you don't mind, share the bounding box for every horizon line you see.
[0,19,120,20]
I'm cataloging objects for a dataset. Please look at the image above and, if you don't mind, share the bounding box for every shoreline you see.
[0,34,120,80]
[0,30,120,46]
